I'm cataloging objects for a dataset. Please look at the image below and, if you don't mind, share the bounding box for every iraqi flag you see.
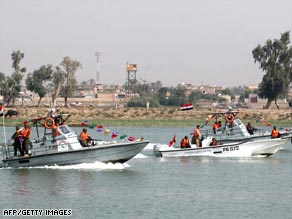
[169,135,176,147]
[180,103,193,111]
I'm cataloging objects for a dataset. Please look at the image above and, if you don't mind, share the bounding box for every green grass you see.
[64,118,292,128]
[1,117,291,128]
[0,118,26,127]
[70,118,201,127]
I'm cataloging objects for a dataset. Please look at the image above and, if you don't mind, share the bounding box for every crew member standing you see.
[11,126,23,156]
[213,122,219,134]
[193,125,202,147]
[22,121,31,157]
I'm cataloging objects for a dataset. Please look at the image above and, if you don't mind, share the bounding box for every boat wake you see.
[1,161,130,171]
[41,162,130,170]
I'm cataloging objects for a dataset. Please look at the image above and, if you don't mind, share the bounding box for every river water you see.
[1,126,292,219]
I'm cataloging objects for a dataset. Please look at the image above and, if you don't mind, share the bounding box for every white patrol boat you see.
[0,114,149,168]
[152,110,292,157]
[155,135,291,158]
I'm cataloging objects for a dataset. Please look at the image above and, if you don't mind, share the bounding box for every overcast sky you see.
[0,0,291,87]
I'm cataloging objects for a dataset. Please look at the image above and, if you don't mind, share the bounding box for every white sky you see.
[0,0,291,87]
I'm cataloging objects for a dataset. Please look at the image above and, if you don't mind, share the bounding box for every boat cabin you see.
[200,111,268,142]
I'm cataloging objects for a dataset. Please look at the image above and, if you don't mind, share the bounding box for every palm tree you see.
[7,51,26,106]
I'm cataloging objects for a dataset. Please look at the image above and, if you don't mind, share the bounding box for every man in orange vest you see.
[80,128,92,146]
[271,126,280,138]
[213,122,220,134]
[180,136,191,149]
[22,121,31,157]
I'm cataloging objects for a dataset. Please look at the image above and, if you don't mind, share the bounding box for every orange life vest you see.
[16,130,23,141]
[181,138,189,147]
[80,131,90,140]
[194,128,201,138]
[213,123,220,131]
[271,129,279,138]
[23,127,31,139]
[13,130,23,141]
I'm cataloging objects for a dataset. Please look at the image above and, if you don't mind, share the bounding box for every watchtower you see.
[126,63,137,97]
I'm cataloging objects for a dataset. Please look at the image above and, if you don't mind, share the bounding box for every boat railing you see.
[201,128,248,137]
[252,128,270,135]
[1,135,82,160]
[201,126,270,142]
[1,143,53,160]
[1,143,13,160]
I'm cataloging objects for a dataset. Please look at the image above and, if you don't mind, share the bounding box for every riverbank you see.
[1,106,292,127]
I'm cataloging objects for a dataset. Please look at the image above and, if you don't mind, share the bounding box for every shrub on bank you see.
[127,97,160,108]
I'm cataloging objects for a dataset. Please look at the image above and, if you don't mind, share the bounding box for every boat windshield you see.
[59,126,71,135]
[234,118,243,126]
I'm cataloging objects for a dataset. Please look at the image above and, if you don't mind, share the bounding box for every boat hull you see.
[1,141,149,168]
[158,138,288,158]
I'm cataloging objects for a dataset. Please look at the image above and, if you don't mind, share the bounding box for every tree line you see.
[0,52,81,107]
[127,83,255,108]
[130,31,292,109]
[0,31,291,109]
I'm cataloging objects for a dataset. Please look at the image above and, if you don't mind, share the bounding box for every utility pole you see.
[95,52,101,85]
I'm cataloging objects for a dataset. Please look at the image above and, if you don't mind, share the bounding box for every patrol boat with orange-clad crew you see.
[152,110,292,157]
[197,110,292,143]
[0,114,149,168]
[155,135,291,157]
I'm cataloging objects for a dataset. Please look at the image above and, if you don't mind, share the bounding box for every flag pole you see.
[1,103,8,159]
[3,114,7,147]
